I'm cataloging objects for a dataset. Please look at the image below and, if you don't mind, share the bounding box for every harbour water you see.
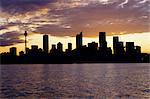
[0,64,150,98]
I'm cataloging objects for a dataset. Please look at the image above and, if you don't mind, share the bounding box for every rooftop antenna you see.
[24,31,27,53]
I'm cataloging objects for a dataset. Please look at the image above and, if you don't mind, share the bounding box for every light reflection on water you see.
[0,64,150,98]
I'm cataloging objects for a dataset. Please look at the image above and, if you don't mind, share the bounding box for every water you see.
[0,64,150,99]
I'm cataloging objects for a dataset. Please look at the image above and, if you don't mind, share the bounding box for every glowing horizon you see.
[0,32,150,54]
[0,0,149,53]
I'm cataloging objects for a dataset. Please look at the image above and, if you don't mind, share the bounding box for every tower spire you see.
[24,31,27,53]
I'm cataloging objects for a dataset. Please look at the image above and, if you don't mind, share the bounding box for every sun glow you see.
[0,32,150,55]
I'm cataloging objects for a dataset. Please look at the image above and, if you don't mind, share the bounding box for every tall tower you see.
[10,47,17,56]
[43,34,49,53]
[99,32,107,48]
[24,31,27,53]
[126,42,135,55]
[113,36,119,54]
[57,42,63,52]
[76,32,83,49]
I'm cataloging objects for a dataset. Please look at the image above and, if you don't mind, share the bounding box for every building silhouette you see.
[67,43,72,52]
[57,42,63,52]
[52,44,56,50]
[19,51,24,56]
[76,32,83,49]
[99,32,107,48]
[0,32,149,64]
[126,42,135,55]
[50,44,57,54]
[88,42,98,50]
[43,34,49,53]
[24,31,28,53]
[116,42,125,56]
[26,48,30,54]
[135,46,141,54]
[98,32,112,58]
[113,36,119,55]
[10,47,17,56]
[31,45,38,50]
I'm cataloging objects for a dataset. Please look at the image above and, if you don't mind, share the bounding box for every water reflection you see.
[0,64,150,98]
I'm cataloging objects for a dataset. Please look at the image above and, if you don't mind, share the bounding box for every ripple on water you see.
[0,64,150,98]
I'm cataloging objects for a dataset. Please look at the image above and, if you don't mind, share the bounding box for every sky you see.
[0,0,150,53]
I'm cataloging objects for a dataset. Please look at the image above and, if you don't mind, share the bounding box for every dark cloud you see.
[0,0,56,14]
[0,31,24,46]
[0,0,149,39]
[34,0,149,36]
[0,26,7,30]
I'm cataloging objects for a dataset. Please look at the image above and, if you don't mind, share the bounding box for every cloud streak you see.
[0,31,24,46]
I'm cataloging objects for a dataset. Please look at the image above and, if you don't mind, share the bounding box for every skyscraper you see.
[113,36,119,55]
[76,32,83,49]
[126,42,135,55]
[31,45,38,50]
[10,47,17,56]
[113,36,119,43]
[135,46,141,54]
[43,35,49,53]
[57,42,63,52]
[99,32,107,48]
[52,44,56,50]
[50,44,57,53]
[116,42,125,55]
[68,43,72,51]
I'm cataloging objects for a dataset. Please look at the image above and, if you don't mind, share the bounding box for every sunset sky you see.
[0,0,150,53]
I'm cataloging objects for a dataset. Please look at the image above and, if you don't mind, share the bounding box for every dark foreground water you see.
[0,64,150,99]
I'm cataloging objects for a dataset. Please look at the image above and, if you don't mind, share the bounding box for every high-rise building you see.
[68,43,72,51]
[88,42,98,50]
[52,44,56,50]
[25,48,30,54]
[31,45,38,50]
[135,46,141,54]
[113,36,119,43]
[116,42,125,55]
[10,47,17,55]
[76,32,83,49]
[57,42,63,52]
[99,32,107,48]
[50,44,56,53]
[126,42,135,54]
[113,36,119,55]
[43,35,49,53]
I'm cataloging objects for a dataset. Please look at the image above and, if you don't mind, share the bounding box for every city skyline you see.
[1,31,149,64]
[0,1,149,98]
[0,31,148,55]
[0,32,150,54]
[0,0,149,53]
[1,31,147,54]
